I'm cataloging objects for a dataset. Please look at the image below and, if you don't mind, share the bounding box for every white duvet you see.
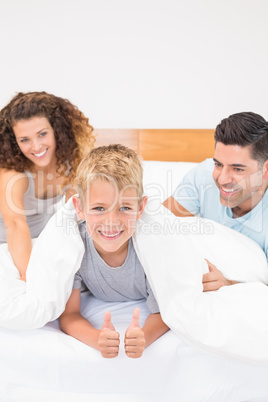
[0,197,268,363]
[0,200,84,330]
[134,204,268,363]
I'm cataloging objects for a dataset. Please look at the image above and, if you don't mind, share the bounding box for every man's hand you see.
[202,259,233,292]
[124,308,145,359]
[19,274,26,282]
[98,311,120,358]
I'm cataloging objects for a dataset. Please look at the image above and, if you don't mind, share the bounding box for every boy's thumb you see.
[128,307,140,331]
[102,311,115,331]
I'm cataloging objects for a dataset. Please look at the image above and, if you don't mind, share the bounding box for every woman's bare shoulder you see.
[0,168,28,190]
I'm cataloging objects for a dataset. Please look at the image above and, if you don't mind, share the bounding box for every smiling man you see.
[163,112,268,290]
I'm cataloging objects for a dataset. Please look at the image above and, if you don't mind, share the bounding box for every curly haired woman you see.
[0,91,95,281]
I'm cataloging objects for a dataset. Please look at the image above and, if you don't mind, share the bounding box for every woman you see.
[0,91,95,281]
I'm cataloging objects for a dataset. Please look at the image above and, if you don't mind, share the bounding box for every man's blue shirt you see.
[173,158,268,261]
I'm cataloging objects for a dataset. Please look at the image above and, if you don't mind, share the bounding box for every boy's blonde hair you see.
[76,144,144,205]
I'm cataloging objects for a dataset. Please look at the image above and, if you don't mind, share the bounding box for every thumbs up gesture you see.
[124,308,145,358]
[202,259,232,292]
[98,311,120,358]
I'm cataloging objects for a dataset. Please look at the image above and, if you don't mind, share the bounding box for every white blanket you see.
[0,199,84,330]
[2,295,268,402]
[134,203,268,363]
[1,197,268,363]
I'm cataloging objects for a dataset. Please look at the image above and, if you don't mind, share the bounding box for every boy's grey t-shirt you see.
[73,222,159,314]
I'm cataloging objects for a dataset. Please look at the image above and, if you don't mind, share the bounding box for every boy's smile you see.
[73,179,147,264]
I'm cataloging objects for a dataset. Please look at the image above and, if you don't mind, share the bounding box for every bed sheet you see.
[1,293,268,402]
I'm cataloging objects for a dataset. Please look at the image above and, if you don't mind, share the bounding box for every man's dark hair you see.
[214,112,268,164]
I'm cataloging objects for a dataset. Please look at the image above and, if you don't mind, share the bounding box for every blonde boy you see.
[59,145,169,358]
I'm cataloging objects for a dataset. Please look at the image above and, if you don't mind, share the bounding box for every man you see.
[163,112,268,291]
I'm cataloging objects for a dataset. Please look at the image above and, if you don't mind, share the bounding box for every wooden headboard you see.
[94,129,215,162]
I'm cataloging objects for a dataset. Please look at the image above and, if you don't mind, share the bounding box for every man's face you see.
[212,142,267,215]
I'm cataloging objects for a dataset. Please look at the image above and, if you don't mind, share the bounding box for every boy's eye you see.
[93,207,105,211]
[214,161,222,168]
[120,206,131,211]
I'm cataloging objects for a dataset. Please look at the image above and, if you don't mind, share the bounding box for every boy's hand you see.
[98,311,120,358]
[124,308,145,358]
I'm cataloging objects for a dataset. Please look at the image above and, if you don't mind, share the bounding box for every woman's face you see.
[13,117,57,169]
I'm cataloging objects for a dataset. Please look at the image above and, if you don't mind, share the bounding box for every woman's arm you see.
[0,169,32,281]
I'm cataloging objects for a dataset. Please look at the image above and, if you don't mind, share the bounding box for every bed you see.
[1,129,268,402]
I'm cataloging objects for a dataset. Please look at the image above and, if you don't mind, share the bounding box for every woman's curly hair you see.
[0,91,95,186]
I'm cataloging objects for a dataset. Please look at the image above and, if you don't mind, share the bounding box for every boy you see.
[59,145,169,358]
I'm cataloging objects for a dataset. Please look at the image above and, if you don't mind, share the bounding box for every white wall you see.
[0,0,267,128]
